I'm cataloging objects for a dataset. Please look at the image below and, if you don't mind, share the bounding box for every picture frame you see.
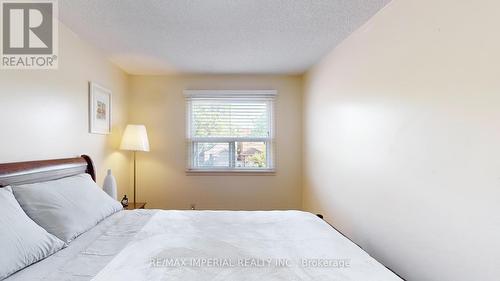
[89,82,112,134]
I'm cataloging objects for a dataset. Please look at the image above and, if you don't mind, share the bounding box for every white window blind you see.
[185,90,276,172]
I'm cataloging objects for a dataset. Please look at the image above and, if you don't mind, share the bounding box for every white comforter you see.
[6,210,402,281]
[91,210,401,281]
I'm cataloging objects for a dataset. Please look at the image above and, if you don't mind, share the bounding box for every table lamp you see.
[120,124,150,204]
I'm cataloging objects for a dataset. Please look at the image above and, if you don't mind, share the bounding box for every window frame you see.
[185,90,276,174]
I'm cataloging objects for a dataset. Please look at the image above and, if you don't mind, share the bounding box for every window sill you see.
[186,169,276,176]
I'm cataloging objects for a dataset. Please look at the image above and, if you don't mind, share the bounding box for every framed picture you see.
[89,82,112,134]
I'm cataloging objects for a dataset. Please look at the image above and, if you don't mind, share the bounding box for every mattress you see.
[6,210,402,281]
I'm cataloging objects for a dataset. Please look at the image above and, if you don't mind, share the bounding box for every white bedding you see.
[5,210,154,281]
[6,210,402,281]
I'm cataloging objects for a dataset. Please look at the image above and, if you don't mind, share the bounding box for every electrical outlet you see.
[190,204,196,210]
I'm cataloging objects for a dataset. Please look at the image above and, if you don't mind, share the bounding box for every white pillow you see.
[0,186,65,280]
[12,173,123,244]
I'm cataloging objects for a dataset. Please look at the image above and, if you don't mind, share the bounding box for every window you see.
[185,90,276,172]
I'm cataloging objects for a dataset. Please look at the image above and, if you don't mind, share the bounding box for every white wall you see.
[0,24,131,196]
[303,0,500,280]
[128,75,303,210]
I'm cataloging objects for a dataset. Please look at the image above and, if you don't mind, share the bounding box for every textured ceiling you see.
[60,0,390,74]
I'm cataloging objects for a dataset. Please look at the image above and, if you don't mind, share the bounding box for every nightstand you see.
[123,202,146,210]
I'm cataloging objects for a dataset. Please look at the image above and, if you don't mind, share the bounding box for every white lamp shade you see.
[120,124,150,152]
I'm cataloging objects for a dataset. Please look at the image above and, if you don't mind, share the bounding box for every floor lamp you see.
[120,124,150,204]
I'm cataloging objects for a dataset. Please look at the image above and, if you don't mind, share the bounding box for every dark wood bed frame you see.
[0,155,96,187]
[0,155,406,280]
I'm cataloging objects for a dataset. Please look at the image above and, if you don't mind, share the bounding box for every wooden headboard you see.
[0,155,96,187]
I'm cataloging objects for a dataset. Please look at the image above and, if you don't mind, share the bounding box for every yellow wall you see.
[128,75,303,210]
[0,24,131,197]
[303,0,500,280]
[0,23,303,210]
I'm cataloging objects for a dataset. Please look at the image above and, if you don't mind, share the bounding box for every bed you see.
[0,155,403,281]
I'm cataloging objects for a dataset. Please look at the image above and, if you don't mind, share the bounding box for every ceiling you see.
[59,0,389,75]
